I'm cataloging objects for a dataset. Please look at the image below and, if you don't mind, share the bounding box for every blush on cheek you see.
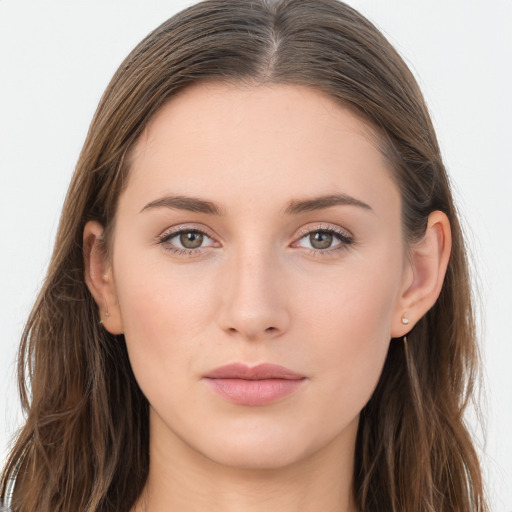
[116,281,172,370]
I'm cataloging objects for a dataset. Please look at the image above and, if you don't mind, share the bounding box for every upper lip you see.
[203,363,305,380]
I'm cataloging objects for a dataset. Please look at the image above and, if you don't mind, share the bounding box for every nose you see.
[217,245,290,342]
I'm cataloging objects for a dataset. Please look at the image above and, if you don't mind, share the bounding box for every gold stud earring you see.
[401,316,409,325]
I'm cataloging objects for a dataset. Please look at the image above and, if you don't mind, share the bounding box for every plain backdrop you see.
[1,0,511,509]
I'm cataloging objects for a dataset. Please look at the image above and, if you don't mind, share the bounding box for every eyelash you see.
[295,225,354,256]
[157,226,218,257]
[156,224,354,258]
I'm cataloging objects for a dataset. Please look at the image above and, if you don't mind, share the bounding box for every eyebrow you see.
[140,193,373,216]
[141,195,225,215]
[283,193,372,215]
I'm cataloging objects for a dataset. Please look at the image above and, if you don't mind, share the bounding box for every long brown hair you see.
[1,0,487,510]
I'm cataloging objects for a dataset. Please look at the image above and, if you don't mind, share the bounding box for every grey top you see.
[1,474,16,511]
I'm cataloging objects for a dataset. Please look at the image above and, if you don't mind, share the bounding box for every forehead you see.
[123,82,398,217]
[132,81,383,158]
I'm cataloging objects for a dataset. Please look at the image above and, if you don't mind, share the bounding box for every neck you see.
[131,412,359,512]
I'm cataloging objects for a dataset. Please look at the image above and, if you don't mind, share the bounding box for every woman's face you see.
[104,83,411,469]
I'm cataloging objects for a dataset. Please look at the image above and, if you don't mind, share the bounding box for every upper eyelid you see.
[159,223,350,237]
[158,224,215,239]
[158,223,352,249]
[296,223,353,239]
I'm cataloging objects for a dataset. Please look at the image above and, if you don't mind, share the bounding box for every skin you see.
[84,82,451,512]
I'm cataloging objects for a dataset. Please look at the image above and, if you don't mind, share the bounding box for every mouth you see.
[202,363,306,406]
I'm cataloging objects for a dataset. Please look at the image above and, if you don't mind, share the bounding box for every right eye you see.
[158,227,218,256]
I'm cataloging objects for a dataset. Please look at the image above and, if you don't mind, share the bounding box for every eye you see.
[175,231,206,249]
[157,227,217,255]
[293,226,354,254]
[305,231,338,250]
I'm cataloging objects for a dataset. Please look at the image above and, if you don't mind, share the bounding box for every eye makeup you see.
[156,223,355,258]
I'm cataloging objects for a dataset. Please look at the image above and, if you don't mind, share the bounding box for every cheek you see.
[111,251,217,397]
[119,275,205,345]
[296,258,401,410]
[298,255,400,344]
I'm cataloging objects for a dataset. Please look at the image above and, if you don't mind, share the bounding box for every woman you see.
[0,0,488,510]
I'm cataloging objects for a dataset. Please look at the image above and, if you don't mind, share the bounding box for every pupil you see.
[310,231,332,249]
[180,231,203,249]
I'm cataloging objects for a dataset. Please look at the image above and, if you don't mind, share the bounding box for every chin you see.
[194,422,331,471]
[206,441,307,471]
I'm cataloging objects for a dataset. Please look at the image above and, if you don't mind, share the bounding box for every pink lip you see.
[203,363,306,406]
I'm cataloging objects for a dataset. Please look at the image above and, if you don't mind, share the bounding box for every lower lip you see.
[204,378,305,406]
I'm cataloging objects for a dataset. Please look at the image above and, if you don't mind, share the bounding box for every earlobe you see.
[83,221,124,335]
[391,211,452,337]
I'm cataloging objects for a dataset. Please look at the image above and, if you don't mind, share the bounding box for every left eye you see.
[294,228,352,250]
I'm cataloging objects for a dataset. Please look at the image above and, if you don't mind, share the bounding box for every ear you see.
[83,220,124,335]
[391,211,452,337]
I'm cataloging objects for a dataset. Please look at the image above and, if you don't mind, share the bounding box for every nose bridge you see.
[218,238,289,340]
